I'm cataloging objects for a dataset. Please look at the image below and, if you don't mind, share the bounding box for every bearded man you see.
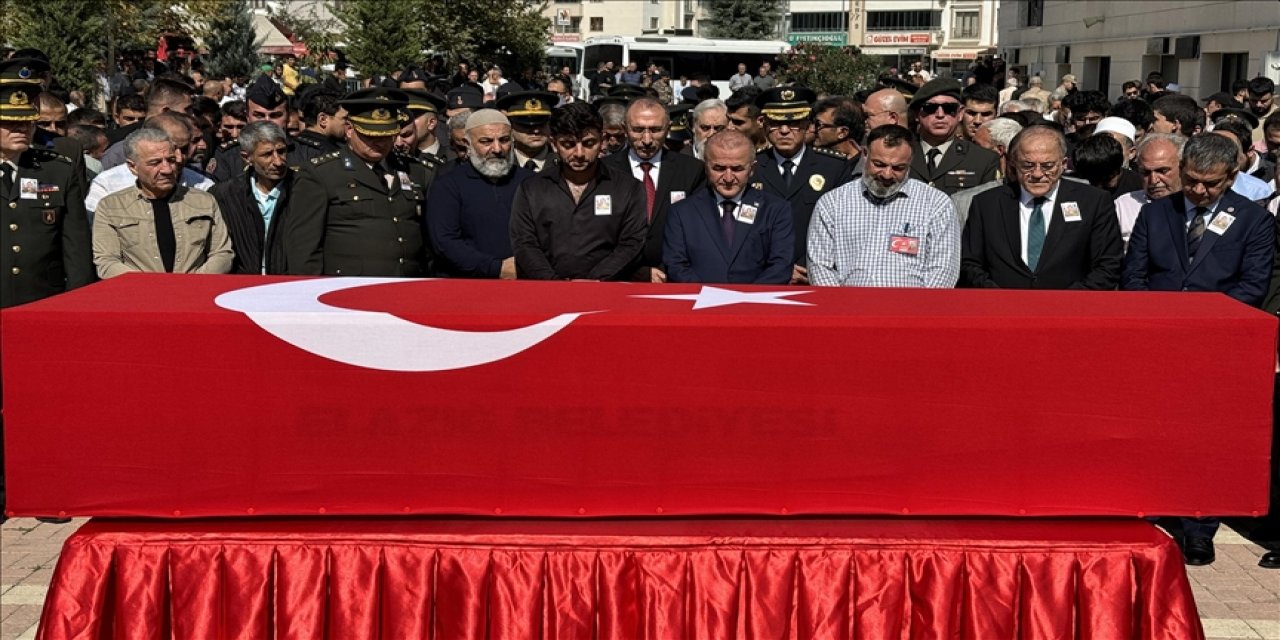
[425,109,534,278]
[807,124,960,288]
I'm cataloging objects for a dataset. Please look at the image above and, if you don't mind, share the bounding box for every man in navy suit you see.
[663,130,793,284]
[1122,132,1276,566]
[751,86,853,283]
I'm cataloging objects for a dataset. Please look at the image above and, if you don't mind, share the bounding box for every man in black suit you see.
[909,79,1000,195]
[603,97,705,282]
[960,125,1123,289]
[751,86,853,284]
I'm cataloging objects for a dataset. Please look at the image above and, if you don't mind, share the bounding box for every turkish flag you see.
[2,274,1274,519]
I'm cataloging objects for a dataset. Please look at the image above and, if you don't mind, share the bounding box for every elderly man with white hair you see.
[950,116,1023,226]
[687,98,728,160]
[426,109,536,278]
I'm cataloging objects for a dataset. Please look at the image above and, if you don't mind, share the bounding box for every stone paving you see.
[2,517,1278,639]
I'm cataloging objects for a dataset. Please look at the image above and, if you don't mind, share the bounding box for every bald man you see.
[664,130,793,284]
[863,89,909,131]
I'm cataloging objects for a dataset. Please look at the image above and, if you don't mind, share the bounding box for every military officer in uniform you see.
[497,90,556,172]
[281,88,431,276]
[403,88,447,169]
[290,86,345,165]
[0,76,93,521]
[907,78,1000,195]
[751,86,854,284]
[2,58,88,203]
[209,75,295,181]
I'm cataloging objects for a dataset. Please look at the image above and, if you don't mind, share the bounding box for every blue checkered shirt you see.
[807,177,960,288]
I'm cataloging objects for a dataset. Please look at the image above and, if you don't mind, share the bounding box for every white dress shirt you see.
[1018,181,1060,265]
[773,146,805,177]
[86,163,216,220]
[1114,190,1150,248]
[628,149,663,182]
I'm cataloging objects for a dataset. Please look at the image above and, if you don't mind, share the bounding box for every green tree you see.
[333,0,424,78]
[455,0,549,77]
[268,1,342,69]
[777,44,883,97]
[201,0,261,80]
[6,0,108,100]
[704,0,784,40]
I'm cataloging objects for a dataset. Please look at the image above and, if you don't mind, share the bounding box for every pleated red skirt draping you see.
[37,518,1204,640]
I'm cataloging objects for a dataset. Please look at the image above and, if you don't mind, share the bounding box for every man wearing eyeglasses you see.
[1122,133,1275,567]
[602,97,705,282]
[750,87,853,284]
[907,79,1000,196]
[960,125,1123,289]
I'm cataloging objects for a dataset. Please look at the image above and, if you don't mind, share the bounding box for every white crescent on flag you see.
[214,278,590,372]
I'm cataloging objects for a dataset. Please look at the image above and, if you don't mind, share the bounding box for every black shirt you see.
[509,161,647,280]
[148,195,177,273]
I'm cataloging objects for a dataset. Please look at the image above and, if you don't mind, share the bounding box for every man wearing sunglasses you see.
[750,86,854,284]
[908,79,1000,196]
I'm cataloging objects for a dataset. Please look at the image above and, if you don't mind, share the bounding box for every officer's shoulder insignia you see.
[397,152,424,166]
[31,148,72,164]
[814,147,849,160]
[219,139,240,151]
[311,151,340,166]
[294,136,320,149]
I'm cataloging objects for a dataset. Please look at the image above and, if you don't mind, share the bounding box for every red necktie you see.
[640,161,656,222]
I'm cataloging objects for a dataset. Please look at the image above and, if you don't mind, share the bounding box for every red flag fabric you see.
[2,274,1274,519]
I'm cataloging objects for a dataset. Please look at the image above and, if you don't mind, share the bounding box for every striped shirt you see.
[808,177,960,288]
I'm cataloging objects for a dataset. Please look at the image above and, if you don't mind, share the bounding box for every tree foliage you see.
[5,0,108,100]
[778,44,883,97]
[332,0,424,78]
[334,0,549,78]
[704,0,784,40]
[201,0,260,80]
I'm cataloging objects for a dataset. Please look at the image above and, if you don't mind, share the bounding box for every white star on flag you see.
[632,286,814,310]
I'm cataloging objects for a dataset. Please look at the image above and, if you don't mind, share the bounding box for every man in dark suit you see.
[961,126,1123,289]
[664,130,792,284]
[751,86,853,284]
[1122,133,1276,566]
[908,78,1000,195]
[209,121,292,274]
[602,97,705,282]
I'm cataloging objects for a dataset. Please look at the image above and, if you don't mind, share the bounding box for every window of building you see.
[1026,0,1044,27]
[590,16,604,31]
[866,10,942,31]
[952,10,979,39]
[790,12,848,33]
[650,17,659,29]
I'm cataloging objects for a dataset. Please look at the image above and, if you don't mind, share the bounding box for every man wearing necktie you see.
[750,86,853,284]
[663,130,793,284]
[960,126,1123,289]
[281,88,431,276]
[602,97,705,282]
[907,79,1000,196]
[1122,133,1276,567]
[497,90,556,173]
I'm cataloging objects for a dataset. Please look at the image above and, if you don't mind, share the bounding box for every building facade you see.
[543,0,998,78]
[851,0,999,75]
[998,0,1280,100]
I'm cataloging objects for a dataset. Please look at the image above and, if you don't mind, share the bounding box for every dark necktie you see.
[639,161,656,223]
[1188,206,1207,261]
[1027,196,1046,271]
[781,159,795,188]
[926,148,941,178]
[720,200,735,247]
[0,163,13,198]
[524,159,538,171]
